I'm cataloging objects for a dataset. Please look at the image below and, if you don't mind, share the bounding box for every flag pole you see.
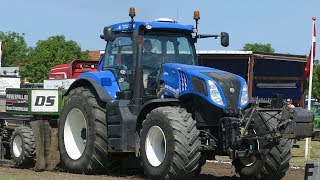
[0,41,2,67]
[305,17,316,161]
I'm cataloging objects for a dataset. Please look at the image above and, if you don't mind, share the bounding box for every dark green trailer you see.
[0,88,64,169]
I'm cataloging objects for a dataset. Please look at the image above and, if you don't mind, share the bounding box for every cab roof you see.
[111,21,194,32]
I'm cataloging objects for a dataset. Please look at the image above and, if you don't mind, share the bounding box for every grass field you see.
[291,140,320,166]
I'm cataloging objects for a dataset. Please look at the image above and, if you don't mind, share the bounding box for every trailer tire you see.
[10,126,36,166]
[139,106,201,179]
[58,86,115,174]
[233,110,293,180]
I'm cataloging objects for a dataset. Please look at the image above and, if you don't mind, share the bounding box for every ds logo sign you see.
[31,90,58,112]
[34,96,55,106]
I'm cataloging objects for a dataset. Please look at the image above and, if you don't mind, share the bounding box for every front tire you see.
[58,86,114,174]
[140,106,201,179]
[10,126,36,166]
[233,110,293,180]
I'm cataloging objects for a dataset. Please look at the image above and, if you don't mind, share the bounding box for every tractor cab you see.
[101,20,196,97]
[99,8,229,103]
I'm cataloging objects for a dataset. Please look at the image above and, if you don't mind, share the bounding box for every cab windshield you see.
[143,32,195,69]
[103,32,195,70]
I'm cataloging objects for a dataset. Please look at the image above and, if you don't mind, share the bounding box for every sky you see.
[0,0,319,60]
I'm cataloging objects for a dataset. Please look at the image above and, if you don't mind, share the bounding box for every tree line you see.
[0,32,90,82]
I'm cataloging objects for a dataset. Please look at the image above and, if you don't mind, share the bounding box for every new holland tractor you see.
[58,8,314,179]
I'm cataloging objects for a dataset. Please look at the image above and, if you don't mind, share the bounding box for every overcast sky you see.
[0,0,319,59]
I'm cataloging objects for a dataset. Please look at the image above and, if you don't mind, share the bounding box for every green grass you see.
[291,140,320,166]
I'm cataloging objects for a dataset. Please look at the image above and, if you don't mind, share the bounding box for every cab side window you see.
[105,36,133,69]
[104,35,133,91]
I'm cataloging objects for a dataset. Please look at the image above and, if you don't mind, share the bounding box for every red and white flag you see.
[305,17,317,161]
[304,17,316,78]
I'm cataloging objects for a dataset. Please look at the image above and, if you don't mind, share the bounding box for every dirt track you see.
[0,162,304,180]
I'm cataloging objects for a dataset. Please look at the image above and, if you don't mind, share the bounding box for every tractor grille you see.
[202,72,241,108]
[178,70,188,92]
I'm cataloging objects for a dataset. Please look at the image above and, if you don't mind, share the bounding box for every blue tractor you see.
[58,8,313,179]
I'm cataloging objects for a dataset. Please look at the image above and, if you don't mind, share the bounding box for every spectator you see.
[143,39,153,54]
[286,98,295,108]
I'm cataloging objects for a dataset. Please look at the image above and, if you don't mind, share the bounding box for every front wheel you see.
[233,110,293,180]
[139,106,201,179]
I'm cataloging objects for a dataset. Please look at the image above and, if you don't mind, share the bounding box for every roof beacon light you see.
[193,10,200,38]
[193,10,200,20]
[129,7,136,19]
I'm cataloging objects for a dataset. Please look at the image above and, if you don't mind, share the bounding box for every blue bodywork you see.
[77,71,120,99]
[161,63,248,109]
[77,62,248,109]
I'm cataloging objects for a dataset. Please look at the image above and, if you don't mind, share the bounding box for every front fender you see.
[136,98,180,130]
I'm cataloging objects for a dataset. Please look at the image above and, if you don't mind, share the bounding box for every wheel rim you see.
[239,131,260,167]
[239,155,257,167]
[145,126,166,167]
[64,108,87,160]
[12,135,22,157]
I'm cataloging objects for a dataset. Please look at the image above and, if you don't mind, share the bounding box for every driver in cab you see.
[143,39,157,69]
[143,39,158,93]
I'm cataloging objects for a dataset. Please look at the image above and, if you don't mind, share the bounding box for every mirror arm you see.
[197,34,220,39]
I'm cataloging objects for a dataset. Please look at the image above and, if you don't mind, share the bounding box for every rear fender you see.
[64,77,113,102]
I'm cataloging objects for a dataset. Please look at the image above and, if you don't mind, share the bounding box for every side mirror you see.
[103,26,115,41]
[221,32,229,47]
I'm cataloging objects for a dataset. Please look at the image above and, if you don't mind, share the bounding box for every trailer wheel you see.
[58,86,115,174]
[10,127,36,166]
[139,106,201,179]
[233,110,293,180]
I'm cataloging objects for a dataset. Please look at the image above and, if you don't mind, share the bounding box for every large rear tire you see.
[10,126,36,166]
[58,86,114,174]
[233,110,293,180]
[139,106,201,179]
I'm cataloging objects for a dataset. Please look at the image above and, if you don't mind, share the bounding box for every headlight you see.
[208,80,224,106]
[240,82,249,106]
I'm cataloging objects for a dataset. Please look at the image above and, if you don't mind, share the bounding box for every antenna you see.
[176,8,179,22]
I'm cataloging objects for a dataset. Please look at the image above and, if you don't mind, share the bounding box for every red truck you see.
[49,60,99,79]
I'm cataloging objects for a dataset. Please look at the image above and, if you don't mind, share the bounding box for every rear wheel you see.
[139,106,201,179]
[10,126,36,166]
[233,110,293,180]
[58,86,115,174]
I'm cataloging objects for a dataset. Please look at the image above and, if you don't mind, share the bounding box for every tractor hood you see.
[160,63,249,109]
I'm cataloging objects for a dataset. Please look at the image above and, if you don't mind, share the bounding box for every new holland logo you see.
[230,88,235,94]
